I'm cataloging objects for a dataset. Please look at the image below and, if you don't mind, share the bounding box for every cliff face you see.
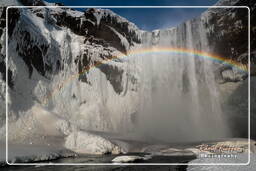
[0,7,7,127]
[3,6,142,140]
[204,0,256,139]
[0,0,255,145]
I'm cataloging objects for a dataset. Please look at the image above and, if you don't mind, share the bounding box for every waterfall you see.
[129,18,230,142]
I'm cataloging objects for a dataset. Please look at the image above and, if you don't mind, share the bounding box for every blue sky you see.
[46,0,219,30]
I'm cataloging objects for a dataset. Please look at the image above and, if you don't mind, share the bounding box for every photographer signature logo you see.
[196,144,244,153]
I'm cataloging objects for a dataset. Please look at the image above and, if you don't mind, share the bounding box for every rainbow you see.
[125,47,248,71]
[42,47,248,104]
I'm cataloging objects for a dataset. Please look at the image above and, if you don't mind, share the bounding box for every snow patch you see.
[112,155,151,163]
[65,131,124,155]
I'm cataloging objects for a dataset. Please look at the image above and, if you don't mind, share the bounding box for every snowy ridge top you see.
[84,8,140,30]
[2,0,240,35]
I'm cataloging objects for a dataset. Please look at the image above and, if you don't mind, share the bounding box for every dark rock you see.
[95,25,128,53]
[52,8,142,54]
[93,10,141,44]
[0,7,6,19]
[206,7,249,61]
[0,59,14,88]
[77,53,91,84]
[7,8,20,38]
[16,30,49,78]
[35,11,44,19]
[19,0,45,6]
[54,11,84,35]
[97,63,124,94]
[55,2,65,6]
[207,0,256,63]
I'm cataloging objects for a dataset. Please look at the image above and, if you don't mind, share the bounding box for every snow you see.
[1,104,72,144]
[46,6,84,18]
[21,9,51,42]
[66,9,84,18]
[92,9,103,26]
[0,142,76,165]
[112,155,151,163]
[65,131,124,155]
[3,6,140,140]
[43,1,56,6]
[86,8,141,40]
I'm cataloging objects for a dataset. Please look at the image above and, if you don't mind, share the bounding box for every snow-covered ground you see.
[0,142,76,166]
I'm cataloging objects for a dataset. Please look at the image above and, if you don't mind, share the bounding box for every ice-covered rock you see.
[65,131,124,155]
[112,155,151,163]
[216,66,247,84]
[0,5,141,144]
[0,142,76,166]
[0,104,72,144]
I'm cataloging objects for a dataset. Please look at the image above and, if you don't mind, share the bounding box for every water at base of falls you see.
[128,19,230,143]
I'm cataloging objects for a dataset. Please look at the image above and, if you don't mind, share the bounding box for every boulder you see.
[65,131,124,155]
[112,155,151,163]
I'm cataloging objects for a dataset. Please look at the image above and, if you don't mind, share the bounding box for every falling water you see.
[130,18,230,142]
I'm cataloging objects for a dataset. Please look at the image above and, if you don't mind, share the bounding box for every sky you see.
[46,0,219,31]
